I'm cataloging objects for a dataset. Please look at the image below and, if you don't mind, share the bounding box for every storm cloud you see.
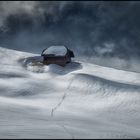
[0,1,140,72]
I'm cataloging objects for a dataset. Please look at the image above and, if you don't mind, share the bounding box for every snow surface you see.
[0,47,140,138]
[42,46,67,56]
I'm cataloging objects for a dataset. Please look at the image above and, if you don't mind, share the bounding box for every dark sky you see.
[0,1,140,71]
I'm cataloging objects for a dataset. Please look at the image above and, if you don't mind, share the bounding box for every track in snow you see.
[0,47,140,139]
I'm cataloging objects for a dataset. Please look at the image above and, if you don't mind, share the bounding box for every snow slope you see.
[0,47,140,138]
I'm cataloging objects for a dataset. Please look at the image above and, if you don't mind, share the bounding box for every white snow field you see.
[0,46,140,139]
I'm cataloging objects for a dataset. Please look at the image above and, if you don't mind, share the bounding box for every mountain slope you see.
[0,47,140,138]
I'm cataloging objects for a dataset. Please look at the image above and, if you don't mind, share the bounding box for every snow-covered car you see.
[41,46,74,66]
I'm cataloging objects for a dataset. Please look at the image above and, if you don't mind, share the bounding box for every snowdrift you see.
[0,47,140,139]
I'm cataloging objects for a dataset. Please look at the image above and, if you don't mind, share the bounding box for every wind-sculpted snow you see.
[22,56,82,74]
[0,47,140,138]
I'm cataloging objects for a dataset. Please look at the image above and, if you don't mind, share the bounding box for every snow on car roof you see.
[42,46,67,56]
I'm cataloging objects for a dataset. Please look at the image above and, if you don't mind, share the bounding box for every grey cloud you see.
[0,1,140,72]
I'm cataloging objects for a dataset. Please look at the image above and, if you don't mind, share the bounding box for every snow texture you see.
[42,46,67,56]
[0,47,140,139]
